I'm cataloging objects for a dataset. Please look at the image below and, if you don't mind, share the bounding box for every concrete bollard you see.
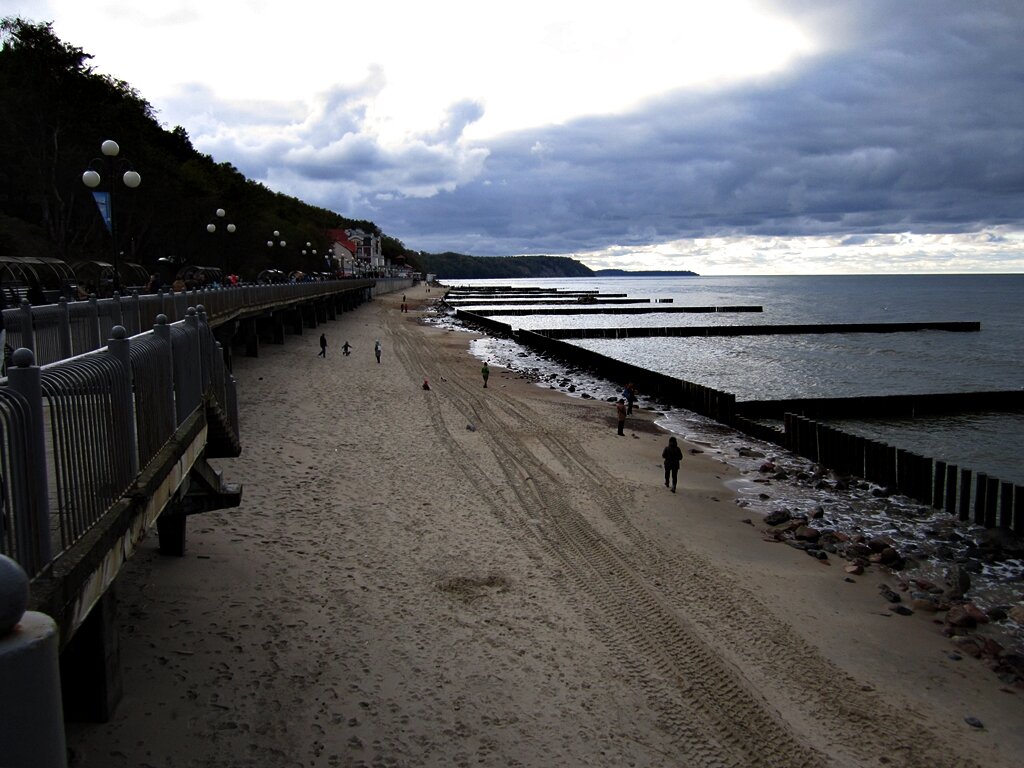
[0,555,67,768]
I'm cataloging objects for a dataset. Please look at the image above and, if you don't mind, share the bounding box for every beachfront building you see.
[325,229,359,276]
[325,228,387,276]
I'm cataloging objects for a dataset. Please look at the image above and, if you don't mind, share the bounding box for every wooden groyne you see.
[737,390,1022,420]
[536,321,980,340]
[461,305,763,317]
[446,297,645,306]
[453,308,1021,534]
[776,414,1023,532]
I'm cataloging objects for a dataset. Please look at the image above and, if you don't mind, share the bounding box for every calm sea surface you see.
[447,275,1024,485]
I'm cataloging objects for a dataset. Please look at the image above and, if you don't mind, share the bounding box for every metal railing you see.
[1,306,238,578]
[2,279,379,367]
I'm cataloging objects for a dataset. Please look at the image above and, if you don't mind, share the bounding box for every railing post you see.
[18,299,35,353]
[178,308,204,421]
[152,314,178,427]
[57,298,73,360]
[132,289,142,334]
[110,292,124,329]
[196,305,212,393]
[106,326,140,477]
[5,348,51,573]
[87,294,102,351]
[0,556,67,768]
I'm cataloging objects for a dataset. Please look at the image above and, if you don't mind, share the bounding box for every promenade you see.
[65,283,1024,767]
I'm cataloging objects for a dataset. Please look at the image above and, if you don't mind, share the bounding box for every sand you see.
[65,283,1024,767]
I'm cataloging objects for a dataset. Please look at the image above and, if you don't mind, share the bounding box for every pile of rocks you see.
[754,486,1024,689]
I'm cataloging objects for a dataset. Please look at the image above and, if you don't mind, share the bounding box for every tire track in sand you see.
[388,307,985,768]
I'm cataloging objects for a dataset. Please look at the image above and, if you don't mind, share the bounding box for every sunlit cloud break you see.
[573,230,1024,275]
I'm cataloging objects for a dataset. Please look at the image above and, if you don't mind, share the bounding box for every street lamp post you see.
[267,231,287,255]
[82,140,141,294]
[300,241,320,272]
[207,208,236,281]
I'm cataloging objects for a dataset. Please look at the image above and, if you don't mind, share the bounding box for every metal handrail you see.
[2,278,379,366]
[0,309,239,579]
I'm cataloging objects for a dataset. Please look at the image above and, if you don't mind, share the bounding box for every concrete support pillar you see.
[243,317,260,357]
[1,613,67,767]
[0,555,67,767]
[157,510,187,556]
[60,588,121,722]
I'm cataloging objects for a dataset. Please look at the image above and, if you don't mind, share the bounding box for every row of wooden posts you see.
[454,308,1022,535]
[783,414,1023,532]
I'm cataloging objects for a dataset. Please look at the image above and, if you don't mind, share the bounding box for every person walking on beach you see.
[318,333,327,358]
[374,339,382,364]
[481,361,490,388]
[342,341,352,356]
[616,398,627,436]
[622,383,637,415]
[662,436,683,492]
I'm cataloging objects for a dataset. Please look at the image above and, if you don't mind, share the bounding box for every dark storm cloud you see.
[186,1,1024,258]
[360,0,1024,255]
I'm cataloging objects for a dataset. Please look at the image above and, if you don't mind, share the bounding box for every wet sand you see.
[66,283,1024,767]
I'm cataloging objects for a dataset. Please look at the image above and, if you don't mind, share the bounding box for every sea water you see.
[450,274,1024,485]
[437,274,1024,646]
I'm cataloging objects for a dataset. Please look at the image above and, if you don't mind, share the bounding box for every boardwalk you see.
[66,284,1024,767]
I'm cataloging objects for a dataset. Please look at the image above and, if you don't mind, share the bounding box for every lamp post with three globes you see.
[82,139,141,294]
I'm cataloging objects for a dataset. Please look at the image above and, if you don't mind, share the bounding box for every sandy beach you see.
[65,283,1024,767]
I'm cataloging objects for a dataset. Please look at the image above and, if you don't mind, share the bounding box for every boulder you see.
[878,585,902,603]
[945,606,977,629]
[794,525,821,542]
[868,535,896,553]
[945,565,972,599]
[962,603,989,625]
[763,510,792,526]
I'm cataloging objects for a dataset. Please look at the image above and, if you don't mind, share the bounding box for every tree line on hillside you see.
[413,252,595,279]
[1,18,686,292]
[0,17,409,286]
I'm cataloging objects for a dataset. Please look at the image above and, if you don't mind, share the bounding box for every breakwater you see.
[457,305,763,317]
[530,321,980,340]
[454,306,1022,534]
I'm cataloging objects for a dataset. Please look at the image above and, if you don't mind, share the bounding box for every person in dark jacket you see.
[662,436,683,492]
[318,333,327,358]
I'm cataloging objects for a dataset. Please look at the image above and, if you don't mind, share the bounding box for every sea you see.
[431,274,1024,650]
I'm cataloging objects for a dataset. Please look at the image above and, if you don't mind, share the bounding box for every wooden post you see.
[896,449,912,494]
[918,454,934,507]
[999,481,1014,530]
[933,460,946,509]
[973,473,987,525]
[1014,486,1024,535]
[944,464,958,513]
[959,468,972,521]
[985,476,999,528]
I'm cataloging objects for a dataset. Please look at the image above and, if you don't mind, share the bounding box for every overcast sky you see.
[10,0,1024,273]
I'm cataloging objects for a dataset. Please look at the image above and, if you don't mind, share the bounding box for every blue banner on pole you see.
[91,191,112,232]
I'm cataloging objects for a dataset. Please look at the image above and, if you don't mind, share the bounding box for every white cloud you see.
[574,230,1024,275]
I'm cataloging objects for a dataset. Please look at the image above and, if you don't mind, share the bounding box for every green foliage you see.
[0,16,375,280]
[415,252,594,279]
